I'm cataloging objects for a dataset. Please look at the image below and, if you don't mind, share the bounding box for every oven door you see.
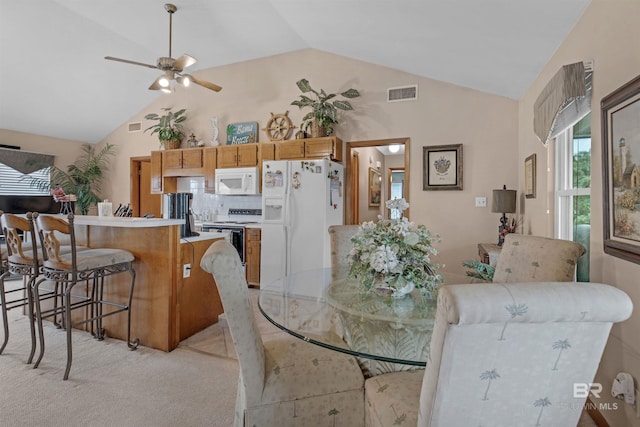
[202,225,245,263]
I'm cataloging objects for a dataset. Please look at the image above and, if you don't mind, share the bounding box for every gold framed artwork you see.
[368,167,382,207]
[524,154,536,199]
[423,144,463,190]
[602,74,640,264]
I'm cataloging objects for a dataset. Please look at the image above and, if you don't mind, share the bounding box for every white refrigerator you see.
[261,159,344,287]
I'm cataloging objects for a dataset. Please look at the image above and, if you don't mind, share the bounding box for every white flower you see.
[348,199,443,294]
[386,198,410,212]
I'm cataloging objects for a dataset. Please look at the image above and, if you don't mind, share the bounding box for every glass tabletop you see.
[258,268,441,371]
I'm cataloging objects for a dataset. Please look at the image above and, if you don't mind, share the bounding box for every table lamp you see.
[492,185,517,246]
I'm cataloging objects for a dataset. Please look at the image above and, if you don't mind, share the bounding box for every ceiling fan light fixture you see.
[159,75,170,87]
[160,87,172,94]
[177,75,190,87]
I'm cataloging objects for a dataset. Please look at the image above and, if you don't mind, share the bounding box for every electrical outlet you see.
[183,264,191,278]
[475,197,487,208]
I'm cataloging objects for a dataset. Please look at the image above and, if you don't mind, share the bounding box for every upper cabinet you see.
[162,147,204,176]
[216,143,276,169]
[203,148,217,193]
[275,137,342,162]
[149,138,341,195]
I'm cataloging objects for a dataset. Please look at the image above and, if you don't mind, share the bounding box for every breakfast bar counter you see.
[71,216,225,351]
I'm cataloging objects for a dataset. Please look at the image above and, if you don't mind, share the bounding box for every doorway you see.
[388,168,405,219]
[130,156,162,218]
[345,138,410,224]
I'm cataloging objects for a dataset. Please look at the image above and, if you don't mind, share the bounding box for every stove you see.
[200,208,262,265]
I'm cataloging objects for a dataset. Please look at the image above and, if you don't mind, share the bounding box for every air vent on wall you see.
[387,85,418,102]
[128,122,142,133]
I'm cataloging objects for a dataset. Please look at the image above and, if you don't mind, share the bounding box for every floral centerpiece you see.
[348,198,443,298]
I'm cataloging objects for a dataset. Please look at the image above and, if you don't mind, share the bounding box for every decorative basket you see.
[309,121,327,138]
[162,140,181,150]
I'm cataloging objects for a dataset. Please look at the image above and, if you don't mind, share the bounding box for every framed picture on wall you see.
[423,144,463,190]
[602,73,640,264]
[524,154,536,198]
[368,167,382,207]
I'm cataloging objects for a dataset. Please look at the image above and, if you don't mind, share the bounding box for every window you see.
[0,162,50,196]
[554,113,590,281]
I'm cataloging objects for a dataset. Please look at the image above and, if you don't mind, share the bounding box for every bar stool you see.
[0,211,43,361]
[33,212,139,380]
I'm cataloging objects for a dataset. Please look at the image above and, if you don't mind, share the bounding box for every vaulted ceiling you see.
[0,0,591,144]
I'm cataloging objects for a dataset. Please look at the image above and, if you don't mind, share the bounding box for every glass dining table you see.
[258,269,451,377]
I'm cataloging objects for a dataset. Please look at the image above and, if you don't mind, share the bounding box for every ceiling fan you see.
[105,3,221,93]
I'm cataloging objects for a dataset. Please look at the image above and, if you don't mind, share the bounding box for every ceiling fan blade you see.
[185,74,222,92]
[173,54,197,71]
[149,77,163,91]
[105,56,158,70]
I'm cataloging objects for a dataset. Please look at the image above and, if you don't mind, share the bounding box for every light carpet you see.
[0,308,239,427]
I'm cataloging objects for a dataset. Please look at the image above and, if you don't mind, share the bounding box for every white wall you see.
[518,1,640,425]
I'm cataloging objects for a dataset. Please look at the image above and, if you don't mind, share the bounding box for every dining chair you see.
[200,239,365,427]
[492,234,586,283]
[328,224,360,281]
[33,212,139,380]
[364,281,633,427]
[0,211,41,361]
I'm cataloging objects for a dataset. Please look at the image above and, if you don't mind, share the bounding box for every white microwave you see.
[214,167,260,195]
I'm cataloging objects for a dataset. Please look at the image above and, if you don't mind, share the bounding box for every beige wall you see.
[518,1,640,425]
[99,48,518,277]
[0,129,84,171]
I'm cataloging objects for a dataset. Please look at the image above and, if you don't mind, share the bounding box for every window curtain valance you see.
[533,61,592,144]
[0,147,55,174]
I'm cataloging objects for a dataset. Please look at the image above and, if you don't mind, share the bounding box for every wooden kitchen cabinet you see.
[275,137,342,162]
[162,147,204,176]
[217,143,275,168]
[245,228,261,287]
[203,147,217,192]
[305,137,343,162]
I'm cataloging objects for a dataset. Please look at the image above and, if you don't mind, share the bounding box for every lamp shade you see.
[492,188,517,213]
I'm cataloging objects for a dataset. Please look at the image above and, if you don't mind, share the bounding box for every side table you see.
[478,243,502,266]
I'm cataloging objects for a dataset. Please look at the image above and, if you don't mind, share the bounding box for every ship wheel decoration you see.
[263,111,296,141]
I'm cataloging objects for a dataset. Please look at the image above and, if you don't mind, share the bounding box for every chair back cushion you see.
[492,234,586,283]
[418,282,632,427]
[328,225,360,280]
[200,240,265,406]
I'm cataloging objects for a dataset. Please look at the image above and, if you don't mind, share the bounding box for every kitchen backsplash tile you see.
[177,176,261,221]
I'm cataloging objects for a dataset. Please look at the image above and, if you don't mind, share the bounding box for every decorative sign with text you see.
[226,122,258,145]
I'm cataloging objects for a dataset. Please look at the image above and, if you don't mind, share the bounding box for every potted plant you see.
[25,143,116,215]
[144,107,187,149]
[291,79,360,138]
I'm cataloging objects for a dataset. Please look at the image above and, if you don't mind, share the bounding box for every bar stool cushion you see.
[43,248,134,272]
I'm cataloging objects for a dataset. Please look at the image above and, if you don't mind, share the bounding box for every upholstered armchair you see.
[201,240,365,427]
[492,234,586,283]
[364,282,632,426]
[328,225,360,281]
